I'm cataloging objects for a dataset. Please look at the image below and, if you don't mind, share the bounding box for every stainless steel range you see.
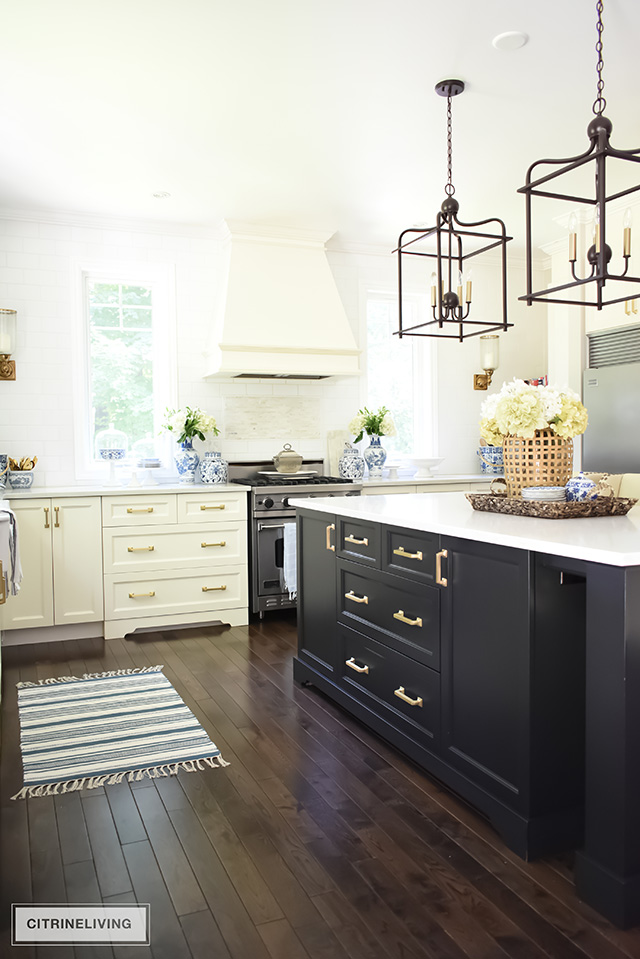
[228,461,362,617]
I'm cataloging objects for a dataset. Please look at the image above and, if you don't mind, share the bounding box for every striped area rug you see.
[12,666,228,800]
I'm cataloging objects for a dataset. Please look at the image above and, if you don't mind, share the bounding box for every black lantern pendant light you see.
[519,0,640,310]
[395,79,512,341]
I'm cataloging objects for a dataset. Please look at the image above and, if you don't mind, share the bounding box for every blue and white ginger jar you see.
[565,472,598,502]
[338,443,365,481]
[477,445,504,475]
[174,439,200,484]
[199,450,228,484]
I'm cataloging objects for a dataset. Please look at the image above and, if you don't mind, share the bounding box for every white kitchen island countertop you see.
[290,491,640,567]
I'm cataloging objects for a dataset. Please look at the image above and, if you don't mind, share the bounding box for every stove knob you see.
[282,497,290,508]
[263,497,274,509]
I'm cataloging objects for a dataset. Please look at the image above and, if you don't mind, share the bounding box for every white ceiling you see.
[2,0,639,251]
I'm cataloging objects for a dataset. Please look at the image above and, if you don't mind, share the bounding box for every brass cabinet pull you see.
[129,591,155,598]
[54,506,60,528]
[201,503,225,510]
[345,589,368,605]
[202,584,227,591]
[393,546,423,561]
[127,545,155,552]
[393,610,422,627]
[43,506,50,529]
[345,534,369,546]
[326,523,335,551]
[127,506,154,514]
[394,686,423,708]
[435,548,448,587]
[346,657,369,674]
[202,541,226,548]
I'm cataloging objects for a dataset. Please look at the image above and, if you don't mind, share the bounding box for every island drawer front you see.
[338,561,440,671]
[102,494,178,527]
[339,624,439,745]
[337,518,381,568]
[383,526,440,584]
[177,491,247,524]
[104,566,247,620]
[103,522,247,573]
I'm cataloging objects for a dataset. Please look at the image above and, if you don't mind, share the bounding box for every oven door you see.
[254,515,297,611]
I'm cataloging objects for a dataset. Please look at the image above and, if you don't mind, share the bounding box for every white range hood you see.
[205,224,361,378]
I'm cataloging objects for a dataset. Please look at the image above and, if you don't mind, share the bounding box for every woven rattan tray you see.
[466,492,638,520]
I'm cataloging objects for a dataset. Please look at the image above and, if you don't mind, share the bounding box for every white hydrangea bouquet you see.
[348,405,396,443]
[479,380,588,446]
[162,406,220,444]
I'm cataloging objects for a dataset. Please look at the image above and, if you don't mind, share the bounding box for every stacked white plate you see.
[521,486,566,502]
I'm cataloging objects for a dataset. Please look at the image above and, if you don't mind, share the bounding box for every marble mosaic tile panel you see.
[224,396,321,440]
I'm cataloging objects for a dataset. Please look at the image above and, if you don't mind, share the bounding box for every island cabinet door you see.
[439,535,532,810]
[296,510,338,678]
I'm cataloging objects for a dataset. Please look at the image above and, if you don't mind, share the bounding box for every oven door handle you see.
[258,523,287,530]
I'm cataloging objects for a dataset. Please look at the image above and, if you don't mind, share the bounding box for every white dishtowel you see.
[282,522,297,600]
[0,505,22,596]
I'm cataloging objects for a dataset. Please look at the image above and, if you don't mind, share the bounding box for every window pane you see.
[366,298,416,455]
[122,284,152,306]
[123,307,152,329]
[90,305,120,328]
[89,282,119,305]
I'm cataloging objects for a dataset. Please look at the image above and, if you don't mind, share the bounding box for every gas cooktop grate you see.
[231,475,353,487]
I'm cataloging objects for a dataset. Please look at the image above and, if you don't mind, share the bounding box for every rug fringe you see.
[16,666,164,688]
[11,753,229,800]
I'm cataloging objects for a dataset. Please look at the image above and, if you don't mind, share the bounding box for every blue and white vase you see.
[477,445,504,475]
[199,450,228,484]
[174,439,200,484]
[338,443,365,481]
[363,434,387,478]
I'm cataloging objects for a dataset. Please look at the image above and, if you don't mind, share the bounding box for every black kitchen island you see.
[291,492,640,929]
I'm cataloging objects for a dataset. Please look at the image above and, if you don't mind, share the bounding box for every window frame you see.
[71,259,178,480]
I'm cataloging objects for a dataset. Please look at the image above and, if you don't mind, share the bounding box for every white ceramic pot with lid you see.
[273,443,303,473]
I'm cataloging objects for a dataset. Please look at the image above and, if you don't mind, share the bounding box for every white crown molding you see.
[0,206,227,239]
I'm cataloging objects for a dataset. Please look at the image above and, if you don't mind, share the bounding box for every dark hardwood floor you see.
[2,612,640,959]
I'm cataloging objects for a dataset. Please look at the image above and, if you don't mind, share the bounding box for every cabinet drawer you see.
[104,566,247,620]
[383,525,440,584]
[337,517,380,568]
[102,494,177,527]
[339,624,439,744]
[103,522,247,573]
[177,490,247,524]
[338,561,440,670]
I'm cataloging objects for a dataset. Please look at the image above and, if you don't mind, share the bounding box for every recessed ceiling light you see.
[492,31,528,51]
[152,191,171,199]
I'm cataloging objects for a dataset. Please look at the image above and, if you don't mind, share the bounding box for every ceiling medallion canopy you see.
[519,0,640,310]
[394,79,512,342]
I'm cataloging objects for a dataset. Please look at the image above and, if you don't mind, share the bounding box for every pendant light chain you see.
[445,94,455,197]
[592,0,606,116]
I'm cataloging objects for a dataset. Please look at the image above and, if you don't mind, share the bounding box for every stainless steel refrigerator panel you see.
[582,363,640,472]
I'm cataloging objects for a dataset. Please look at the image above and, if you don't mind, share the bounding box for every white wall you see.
[0,212,546,486]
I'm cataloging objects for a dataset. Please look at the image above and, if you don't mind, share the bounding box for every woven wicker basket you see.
[502,429,573,497]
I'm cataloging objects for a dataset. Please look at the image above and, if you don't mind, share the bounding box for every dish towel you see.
[282,522,297,600]
[0,505,22,596]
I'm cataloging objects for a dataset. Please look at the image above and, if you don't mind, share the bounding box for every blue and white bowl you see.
[565,473,598,502]
[8,470,34,489]
[99,448,126,460]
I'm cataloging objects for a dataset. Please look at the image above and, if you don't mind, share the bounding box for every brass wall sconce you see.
[474,334,499,390]
[0,309,17,381]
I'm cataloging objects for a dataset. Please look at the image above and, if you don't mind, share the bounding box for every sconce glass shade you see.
[480,334,499,371]
[0,309,16,355]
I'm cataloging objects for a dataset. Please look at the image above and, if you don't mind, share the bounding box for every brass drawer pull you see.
[346,657,369,674]
[393,610,422,627]
[201,504,225,510]
[394,686,423,708]
[127,507,154,514]
[129,591,155,598]
[326,522,335,551]
[43,506,50,529]
[345,534,369,546]
[202,584,227,591]
[345,590,368,605]
[54,506,60,528]
[127,546,155,552]
[436,548,448,587]
[393,546,423,561]
[202,541,226,548]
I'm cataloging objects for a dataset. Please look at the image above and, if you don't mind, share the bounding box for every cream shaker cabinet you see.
[0,497,103,630]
